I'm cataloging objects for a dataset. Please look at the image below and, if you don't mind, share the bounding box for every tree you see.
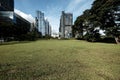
[74,0,120,43]
[73,9,91,39]
[90,0,120,43]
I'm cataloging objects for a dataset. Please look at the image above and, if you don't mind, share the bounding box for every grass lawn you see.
[0,40,120,80]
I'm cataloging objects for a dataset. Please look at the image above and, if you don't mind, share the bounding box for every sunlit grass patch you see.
[0,40,120,80]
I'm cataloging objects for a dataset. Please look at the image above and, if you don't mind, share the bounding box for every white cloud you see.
[15,9,35,23]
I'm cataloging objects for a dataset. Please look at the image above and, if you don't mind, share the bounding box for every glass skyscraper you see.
[45,19,51,36]
[36,11,52,36]
[36,11,46,36]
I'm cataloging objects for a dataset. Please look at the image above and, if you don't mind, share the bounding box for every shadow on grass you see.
[97,37,116,44]
[0,41,35,46]
[77,37,117,44]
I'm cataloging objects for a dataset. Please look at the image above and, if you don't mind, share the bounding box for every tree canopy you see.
[73,0,120,43]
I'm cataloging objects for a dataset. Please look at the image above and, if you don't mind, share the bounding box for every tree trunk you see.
[115,37,120,44]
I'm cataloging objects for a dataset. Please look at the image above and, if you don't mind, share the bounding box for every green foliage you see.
[73,9,91,38]
[73,0,120,43]
[90,0,120,37]
[84,30,101,42]
[43,34,51,39]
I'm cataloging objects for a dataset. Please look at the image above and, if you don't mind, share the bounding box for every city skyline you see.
[14,0,94,33]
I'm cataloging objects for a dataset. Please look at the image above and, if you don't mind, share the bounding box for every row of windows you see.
[0,11,14,21]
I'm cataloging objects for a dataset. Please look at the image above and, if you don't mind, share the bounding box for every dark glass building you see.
[14,13,31,30]
[0,0,14,11]
[0,0,14,22]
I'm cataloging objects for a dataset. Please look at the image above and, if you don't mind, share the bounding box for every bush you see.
[100,37,116,43]
[83,31,101,42]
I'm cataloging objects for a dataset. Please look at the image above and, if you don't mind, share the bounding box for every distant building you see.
[49,25,52,36]
[45,19,49,35]
[45,19,51,36]
[36,11,51,36]
[59,11,73,38]
[36,11,45,36]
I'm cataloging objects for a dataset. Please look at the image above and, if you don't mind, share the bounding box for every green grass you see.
[0,40,120,80]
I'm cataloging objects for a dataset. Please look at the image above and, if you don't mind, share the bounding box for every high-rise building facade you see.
[36,11,51,36]
[59,11,73,38]
[0,0,14,22]
[45,19,51,36]
[45,19,49,35]
[36,11,46,36]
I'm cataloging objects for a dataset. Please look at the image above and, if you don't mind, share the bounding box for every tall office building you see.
[45,19,51,36]
[36,11,46,36]
[0,0,14,22]
[59,11,73,38]
[45,19,49,35]
[36,11,51,36]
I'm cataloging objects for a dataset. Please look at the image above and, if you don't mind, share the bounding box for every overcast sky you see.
[14,0,94,33]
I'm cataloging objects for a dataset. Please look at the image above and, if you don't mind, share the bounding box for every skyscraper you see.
[36,11,51,36]
[45,19,52,36]
[45,19,49,35]
[36,11,46,36]
[59,11,73,38]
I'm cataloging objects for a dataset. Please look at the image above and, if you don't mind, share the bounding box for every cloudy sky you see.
[14,0,94,33]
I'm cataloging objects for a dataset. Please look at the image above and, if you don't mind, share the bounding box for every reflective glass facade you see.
[36,11,46,36]
[0,11,13,19]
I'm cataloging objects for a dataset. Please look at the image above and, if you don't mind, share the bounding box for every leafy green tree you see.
[73,9,91,39]
[90,0,120,43]
[74,0,120,43]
